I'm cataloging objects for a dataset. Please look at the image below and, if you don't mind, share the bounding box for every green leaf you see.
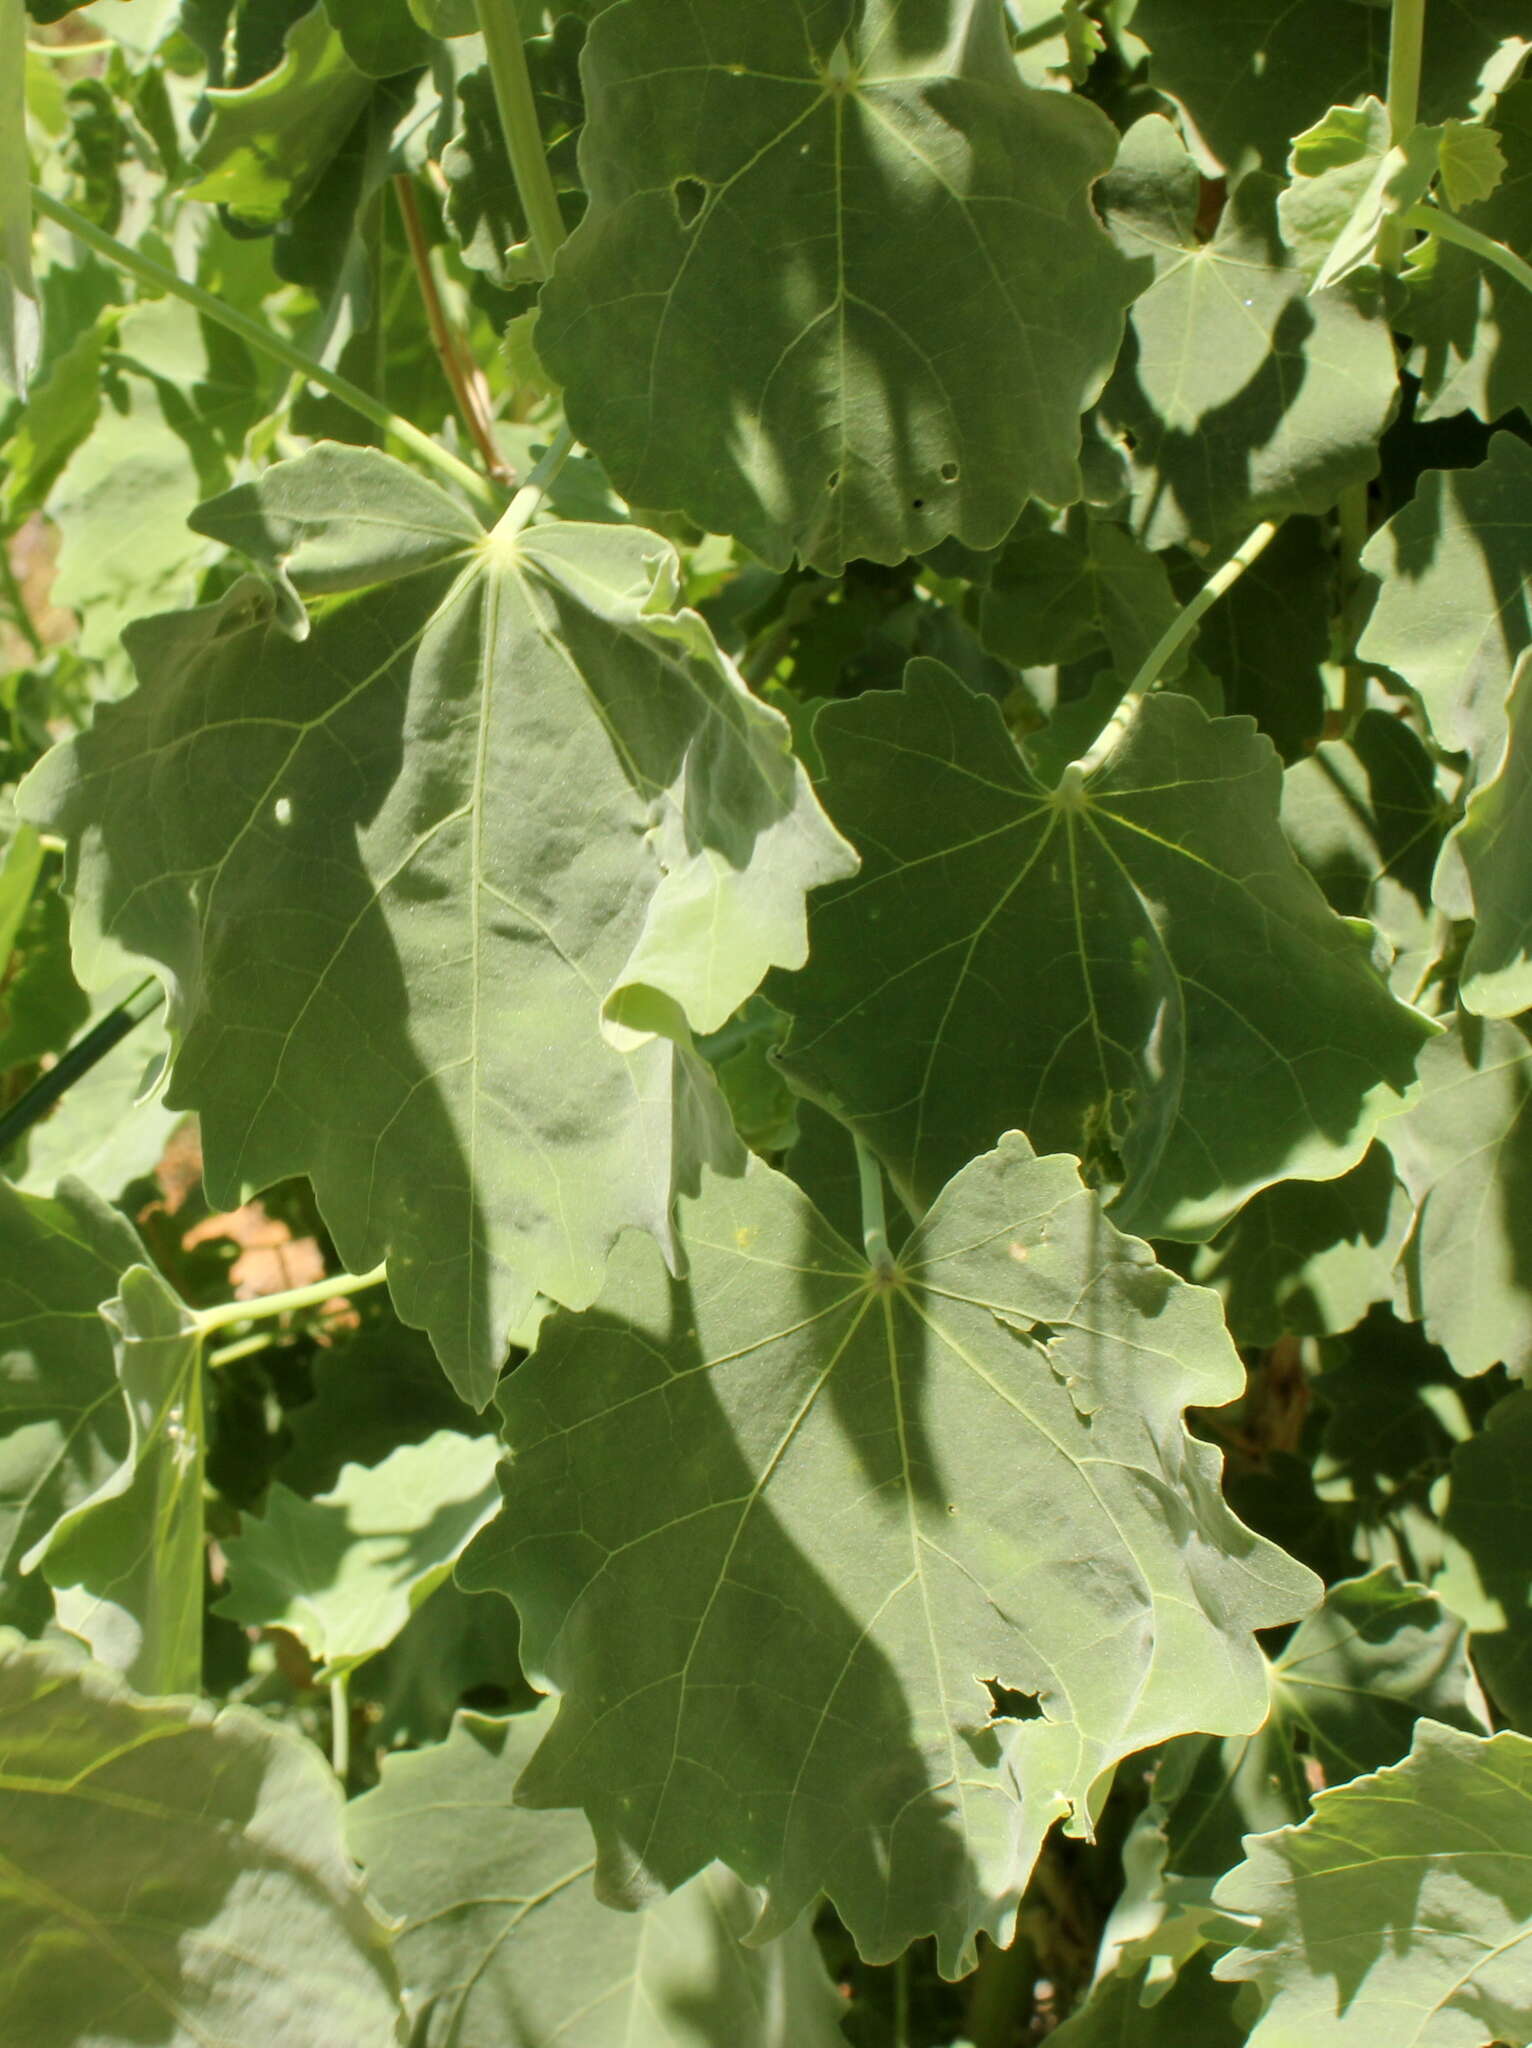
[29,1262,204,1695]
[1440,1389,1532,1730]
[1357,431,1532,779]
[21,445,854,1401]
[772,662,1432,1242]
[460,1138,1318,1975]
[1,0,40,399]
[217,1430,502,1678]
[1100,117,1399,547]
[1453,648,1532,1016]
[1131,0,1529,176]
[1437,117,1508,211]
[1407,83,1532,427]
[0,1632,405,2043]
[536,0,1141,571]
[348,1701,850,2047]
[975,507,1183,684]
[0,304,111,525]
[1278,708,1446,1001]
[277,1314,482,1496]
[1278,99,1438,291]
[323,0,433,78]
[1154,1568,1485,1886]
[1212,1718,1532,2047]
[0,1177,138,1632]
[1191,1145,1406,1348]
[1388,1015,1532,1379]
[189,3,375,225]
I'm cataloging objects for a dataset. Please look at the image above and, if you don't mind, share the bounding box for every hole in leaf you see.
[986,1679,1044,1722]
[911,496,925,509]
[940,461,959,482]
[672,177,708,227]
[827,470,841,490]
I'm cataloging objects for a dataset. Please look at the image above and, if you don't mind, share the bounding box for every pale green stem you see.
[206,1330,280,1371]
[1072,517,1280,780]
[893,1951,911,2048]
[854,1133,893,1277]
[330,1674,351,1781]
[493,422,577,538]
[1385,0,1426,139]
[29,187,502,518]
[193,1263,388,1339]
[1378,0,1427,267]
[1399,203,1532,299]
[473,0,567,279]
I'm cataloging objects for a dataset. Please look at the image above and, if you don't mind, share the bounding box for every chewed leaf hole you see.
[986,1679,1044,1723]
[827,470,841,490]
[672,177,708,227]
[940,461,959,482]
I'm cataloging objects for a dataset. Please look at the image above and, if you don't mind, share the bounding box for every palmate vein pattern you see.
[20,446,854,1402]
[536,0,1140,571]
[772,662,1432,1241]
[461,1139,1317,1974]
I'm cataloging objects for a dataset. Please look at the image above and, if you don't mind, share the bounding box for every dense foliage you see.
[3,1,1532,2042]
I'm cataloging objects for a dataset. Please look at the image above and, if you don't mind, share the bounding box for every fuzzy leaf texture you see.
[459,1137,1318,1976]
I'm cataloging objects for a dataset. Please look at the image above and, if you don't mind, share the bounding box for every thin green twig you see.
[0,976,164,1159]
[29,187,503,519]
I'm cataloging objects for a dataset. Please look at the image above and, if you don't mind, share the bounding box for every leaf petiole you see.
[1398,202,1532,301]
[854,1132,895,1278]
[28,187,504,519]
[472,0,567,280]
[193,1264,389,1338]
[493,421,578,538]
[1075,517,1281,770]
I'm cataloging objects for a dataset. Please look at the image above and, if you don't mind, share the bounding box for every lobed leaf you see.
[21,444,854,1401]
[771,661,1433,1241]
[460,1137,1318,1974]
[536,0,1141,570]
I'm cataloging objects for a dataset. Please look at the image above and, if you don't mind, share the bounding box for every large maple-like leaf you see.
[535,0,1141,571]
[460,1137,1318,1975]
[771,661,1432,1241]
[21,445,855,1403]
